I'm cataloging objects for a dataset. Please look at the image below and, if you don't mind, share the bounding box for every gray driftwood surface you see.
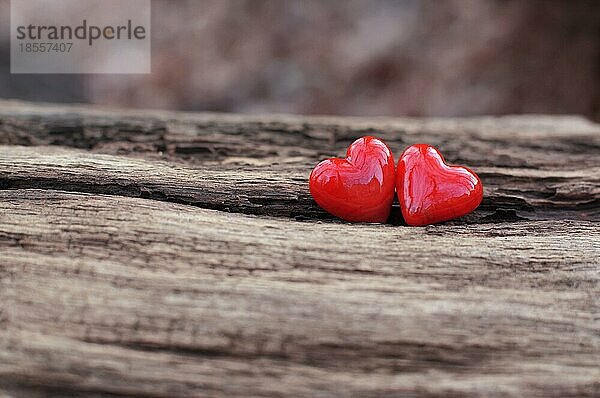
[0,100,599,398]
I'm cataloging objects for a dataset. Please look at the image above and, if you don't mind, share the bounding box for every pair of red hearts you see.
[309,136,483,226]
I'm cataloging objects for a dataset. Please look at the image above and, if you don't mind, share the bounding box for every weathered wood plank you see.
[0,145,598,222]
[1,190,598,397]
[0,100,599,397]
[1,100,599,223]
[1,100,599,170]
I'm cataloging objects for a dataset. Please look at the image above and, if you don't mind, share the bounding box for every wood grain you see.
[0,100,599,397]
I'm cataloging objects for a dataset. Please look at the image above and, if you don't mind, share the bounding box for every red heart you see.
[396,144,483,226]
[309,136,395,223]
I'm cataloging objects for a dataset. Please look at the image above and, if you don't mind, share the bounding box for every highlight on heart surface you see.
[309,138,483,225]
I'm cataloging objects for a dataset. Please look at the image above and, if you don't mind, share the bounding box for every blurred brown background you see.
[1,0,599,119]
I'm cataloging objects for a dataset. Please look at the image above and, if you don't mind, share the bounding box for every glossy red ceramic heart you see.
[396,144,483,226]
[309,136,395,223]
